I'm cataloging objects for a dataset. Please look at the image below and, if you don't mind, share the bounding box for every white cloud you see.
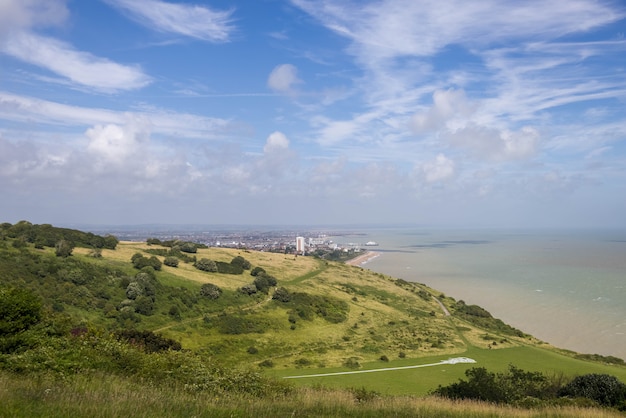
[1,31,151,91]
[105,0,235,42]
[86,117,151,163]
[264,131,290,153]
[0,0,68,38]
[267,64,302,94]
[0,92,236,140]
[412,89,475,133]
[445,125,539,161]
[292,0,622,62]
[422,153,455,182]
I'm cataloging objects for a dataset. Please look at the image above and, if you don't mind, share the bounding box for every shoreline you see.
[345,250,381,266]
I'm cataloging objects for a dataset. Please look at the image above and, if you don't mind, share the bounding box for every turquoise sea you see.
[331,228,626,360]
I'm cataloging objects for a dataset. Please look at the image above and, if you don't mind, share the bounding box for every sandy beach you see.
[345,250,381,266]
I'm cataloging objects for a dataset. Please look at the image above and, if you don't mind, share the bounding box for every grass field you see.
[268,345,626,395]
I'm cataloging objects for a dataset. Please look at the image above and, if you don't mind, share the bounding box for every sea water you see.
[332,228,626,359]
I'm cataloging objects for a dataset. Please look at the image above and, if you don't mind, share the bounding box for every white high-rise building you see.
[296,236,306,255]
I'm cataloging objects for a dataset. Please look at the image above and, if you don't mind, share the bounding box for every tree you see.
[250,266,266,277]
[200,283,222,299]
[231,256,251,270]
[164,256,179,267]
[240,283,258,295]
[0,287,42,336]
[254,274,277,294]
[179,242,197,253]
[194,258,217,272]
[103,234,119,250]
[272,287,291,302]
[559,374,626,408]
[55,239,74,257]
[132,254,162,271]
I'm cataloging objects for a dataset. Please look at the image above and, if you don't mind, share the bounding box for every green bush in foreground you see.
[433,365,626,411]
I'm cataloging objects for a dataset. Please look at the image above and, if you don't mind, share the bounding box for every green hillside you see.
[1,221,625,416]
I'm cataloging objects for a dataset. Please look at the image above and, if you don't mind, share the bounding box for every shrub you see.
[163,256,179,267]
[253,274,277,293]
[55,239,74,257]
[250,266,266,276]
[559,374,626,408]
[115,329,182,353]
[194,258,217,272]
[179,242,198,253]
[272,287,291,302]
[216,261,243,274]
[432,365,551,404]
[132,254,162,271]
[240,284,258,295]
[199,283,222,299]
[231,256,251,270]
[0,286,42,336]
[344,357,361,369]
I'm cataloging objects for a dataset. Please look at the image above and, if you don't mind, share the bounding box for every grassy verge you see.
[1,371,622,418]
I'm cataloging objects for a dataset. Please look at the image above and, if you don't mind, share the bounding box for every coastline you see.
[345,250,381,266]
[358,229,626,360]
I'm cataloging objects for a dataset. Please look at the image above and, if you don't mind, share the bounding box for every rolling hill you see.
[1,221,625,416]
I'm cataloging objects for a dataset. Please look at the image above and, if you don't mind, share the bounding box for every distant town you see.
[86,226,378,256]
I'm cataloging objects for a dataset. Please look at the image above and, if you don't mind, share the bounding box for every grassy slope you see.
[72,242,626,396]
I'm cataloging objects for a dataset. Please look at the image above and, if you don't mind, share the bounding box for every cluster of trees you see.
[122,268,159,316]
[146,238,207,253]
[195,255,251,275]
[240,266,277,295]
[433,365,626,410]
[0,221,118,251]
[131,253,162,271]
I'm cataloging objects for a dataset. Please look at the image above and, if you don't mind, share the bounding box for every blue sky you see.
[1,0,625,227]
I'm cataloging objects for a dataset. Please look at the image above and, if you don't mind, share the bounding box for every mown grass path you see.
[286,259,328,285]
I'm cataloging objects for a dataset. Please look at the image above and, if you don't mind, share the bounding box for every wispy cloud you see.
[290,0,625,166]
[0,0,68,37]
[0,92,236,139]
[105,0,235,42]
[1,32,151,92]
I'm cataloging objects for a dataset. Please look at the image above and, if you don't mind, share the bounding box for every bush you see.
[0,286,42,336]
[194,258,217,272]
[231,256,251,270]
[163,256,179,267]
[216,261,243,274]
[55,239,74,257]
[199,283,222,300]
[115,329,182,353]
[132,254,162,271]
[240,284,258,295]
[559,374,626,408]
[272,287,291,302]
[253,274,277,293]
[432,365,551,404]
[250,266,266,276]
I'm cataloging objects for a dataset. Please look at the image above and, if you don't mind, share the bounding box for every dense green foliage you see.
[199,283,222,299]
[558,374,626,408]
[274,290,349,324]
[453,300,526,337]
[433,365,626,411]
[0,221,118,250]
[0,286,42,337]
